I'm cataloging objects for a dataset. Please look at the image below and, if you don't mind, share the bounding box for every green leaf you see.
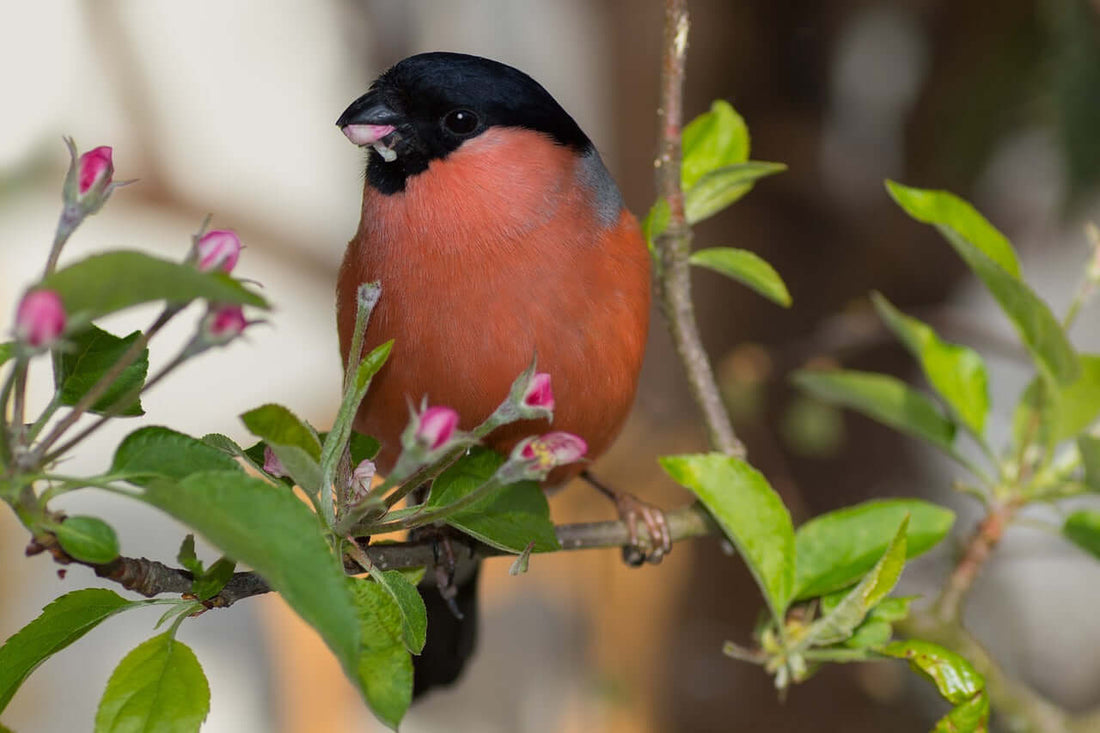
[349,579,413,730]
[53,516,119,564]
[135,471,360,673]
[95,633,209,733]
[42,250,267,321]
[684,162,786,225]
[642,199,671,249]
[192,558,236,601]
[843,619,893,649]
[803,517,908,647]
[0,343,13,369]
[427,448,560,553]
[1064,510,1100,559]
[55,326,148,417]
[887,182,1077,385]
[177,535,202,575]
[348,431,381,465]
[794,499,954,600]
[792,369,957,452]
[240,404,323,491]
[660,453,795,621]
[0,589,138,713]
[112,426,242,485]
[1050,355,1100,442]
[871,293,990,436]
[885,181,1020,278]
[690,248,792,307]
[883,639,989,732]
[371,570,427,655]
[1080,436,1100,490]
[682,100,750,190]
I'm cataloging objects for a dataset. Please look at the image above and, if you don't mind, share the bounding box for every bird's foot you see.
[582,470,671,567]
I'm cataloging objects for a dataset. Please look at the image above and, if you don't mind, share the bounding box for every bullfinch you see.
[335,51,666,697]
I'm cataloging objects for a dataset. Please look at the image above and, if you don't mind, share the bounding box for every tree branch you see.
[653,0,745,458]
[932,500,1018,623]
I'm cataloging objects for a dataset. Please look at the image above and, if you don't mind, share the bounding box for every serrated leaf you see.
[135,471,360,674]
[871,293,990,436]
[349,579,413,730]
[803,517,908,647]
[95,633,209,733]
[192,558,236,601]
[682,100,750,189]
[41,250,266,321]
[792,369,957,452]
[1064,510,1100,559]
[883,639,989,732]
[690,247,792,307]
[685,162,786,225]
[794,499,954,600]
[53,516,119,564]
[427,448,559,553]
[371,570,427,655]
[112,426,241,485]
[0,589,139,713]
[240,404,322,491]
[55,326,147,417]
[661,453,795,621]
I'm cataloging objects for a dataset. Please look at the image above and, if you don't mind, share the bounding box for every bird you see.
[335,51,666,698]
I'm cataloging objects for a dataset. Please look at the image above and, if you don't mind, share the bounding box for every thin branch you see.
[653,0,744,458]
[933,500,1017,623]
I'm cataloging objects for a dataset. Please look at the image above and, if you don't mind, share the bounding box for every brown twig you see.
[933,501,1018,624]
[653,0,744,458]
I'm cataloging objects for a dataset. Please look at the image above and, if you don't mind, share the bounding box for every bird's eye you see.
[443,109,479,135]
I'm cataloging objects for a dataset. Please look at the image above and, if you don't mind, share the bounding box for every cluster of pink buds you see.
[14,290,66,351]
[496,431,588,483]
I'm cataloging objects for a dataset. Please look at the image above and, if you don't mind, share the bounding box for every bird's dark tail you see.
[412,564,480,699]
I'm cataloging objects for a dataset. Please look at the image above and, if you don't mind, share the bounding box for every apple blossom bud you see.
[498,431,588,482]
[15,290,66,349]
[202,305,248,344]
[263,446,287,478]
[62,140,118,216]
[523,372,554,412]
[195,230,242,273]
[350,459,376,500]
[417,406,460,450]
[78,147,113,198]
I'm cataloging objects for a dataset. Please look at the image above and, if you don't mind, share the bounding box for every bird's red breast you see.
[337,126,650,481]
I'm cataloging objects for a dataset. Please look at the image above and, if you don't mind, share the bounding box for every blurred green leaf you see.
[794,499,954,600]
[95,633,209,733]
[682,100,750,190]
[53,516,119,564]
[690,248,792,307]
[0,343,12,369]
[685,162,786,225]
[791,370,957,452]
[113,426,241,485]
[642,199,670,251]
[0,589,138,713]
[661,453,795,621]
[427,448,559,553]
[1050,355,1100,442]
[41,250,267,321]
[1080,436,1100,490]
[136,471,360,674]
[55,326,147,417]
[349,579,413,730]
[1064,510,1100,559]
[871,293,989,437]
[241,404,323,491]
[883,639,989,732]
[803,517,908,647]
[843,619,893,649]
[370,570,427,655]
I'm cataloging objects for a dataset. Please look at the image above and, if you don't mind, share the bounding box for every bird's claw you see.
[615,491,672,567]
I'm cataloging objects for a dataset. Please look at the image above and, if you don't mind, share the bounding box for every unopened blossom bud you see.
[480,362,555,435]
[62,140,117,216]
[263,446,287,478]
[195,230,241,273]
[499,431,587,482]
[416,406,460,450]
[350,459,376,500]
[15,290,66,349]
[522,372,554,413]
[202,305,248,344]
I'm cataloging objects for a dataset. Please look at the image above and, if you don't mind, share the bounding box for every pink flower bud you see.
[512,431,587,476]
[195,230,242,273]
[351,459,376,500]
[77,146,113,197]
[523,372,554,411]
[417,406,460,450]
[15,290,66,348]
[203,305,248,343]
[263,446,287,478]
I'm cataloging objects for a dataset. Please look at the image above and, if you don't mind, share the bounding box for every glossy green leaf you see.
[690,248,792,307]
[794,499,954,600]
[1064,510,1100,559]
[95,633,209,733]
[843,619,893,649]
[1080,436,1100,490]
[885,181,1020,277]
[371,570,427,655]
[804,517,908,646]
[0,589,138,713]
[349,579,413,730]
[682,100,750,190]
[240,404,322,491]
[792,370,957,452]
[112,426,241,485]
[55,326,147,417]
[136,471,360,673]
[871,293,989,436]
[684,162,786,225]
[661,453,795,620]
[427,448,559,553]
[883,639,989,732]
[41,250,267,321]
[54,516,119,564]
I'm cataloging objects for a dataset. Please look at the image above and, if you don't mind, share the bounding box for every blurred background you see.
[2,0,1100,730]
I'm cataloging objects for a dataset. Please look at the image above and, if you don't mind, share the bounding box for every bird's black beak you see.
[336,91,404,149]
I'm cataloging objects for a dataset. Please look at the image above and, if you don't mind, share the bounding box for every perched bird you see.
[336,51,665,697]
